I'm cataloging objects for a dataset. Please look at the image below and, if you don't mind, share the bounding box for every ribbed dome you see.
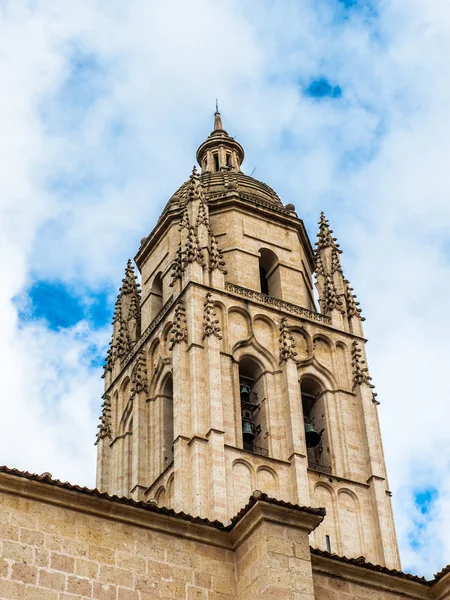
[168,170,283,211]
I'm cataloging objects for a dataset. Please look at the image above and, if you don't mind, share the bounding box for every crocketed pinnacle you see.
[316,212,342,252]
[121,259,141,295]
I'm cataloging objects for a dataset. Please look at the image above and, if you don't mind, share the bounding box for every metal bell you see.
[240,382,251,399]
[304,420,321,448]
[242,419,255,437]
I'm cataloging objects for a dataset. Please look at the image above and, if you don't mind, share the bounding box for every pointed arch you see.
[160,373,174,469]
[232,337,278,372]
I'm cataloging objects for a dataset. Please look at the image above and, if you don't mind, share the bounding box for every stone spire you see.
[196,106,244,173]
[214,100,224,131]
[314,212,363,334]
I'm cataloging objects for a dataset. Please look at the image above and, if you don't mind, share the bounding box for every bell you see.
[304,421,321,448]
[242,419,255,437]
[240,382,251,399]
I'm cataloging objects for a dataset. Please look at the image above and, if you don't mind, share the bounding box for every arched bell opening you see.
[150,272,163,319]
[161,375,174,468]
[238,357,269,457]
[258,248,281,299]
[300,376,331,473]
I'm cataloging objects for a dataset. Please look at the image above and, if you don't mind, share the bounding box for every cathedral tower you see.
[96,108,400,570]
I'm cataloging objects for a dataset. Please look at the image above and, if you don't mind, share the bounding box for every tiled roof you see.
[434,563,450,581]
[0,465,227,529]
[311,547,430,585]
[0,467,323,531]
[230,490,326,524]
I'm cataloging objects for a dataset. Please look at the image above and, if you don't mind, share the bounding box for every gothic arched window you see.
[162,375,174,468]
[301,376,331,473]
[238,357,268,456]
[258,248,281,299]
[151,273,163,319]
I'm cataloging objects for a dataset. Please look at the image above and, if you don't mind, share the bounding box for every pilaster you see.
[232,494,324,599]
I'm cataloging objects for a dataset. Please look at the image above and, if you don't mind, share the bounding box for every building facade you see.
[97,109,398,568]
[2,109,450,600]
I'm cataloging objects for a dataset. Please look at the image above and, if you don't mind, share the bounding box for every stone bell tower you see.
[95,107,401,570]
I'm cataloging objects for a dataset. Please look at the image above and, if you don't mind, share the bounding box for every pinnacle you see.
[214,103,224,131]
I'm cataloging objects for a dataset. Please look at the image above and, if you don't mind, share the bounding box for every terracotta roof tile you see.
[434,563,450,581]
[311,547,430,585]
[0,465,227,529]
[230,490,326,524]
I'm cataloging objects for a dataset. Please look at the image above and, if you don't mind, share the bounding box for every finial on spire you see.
[214,101,224,131]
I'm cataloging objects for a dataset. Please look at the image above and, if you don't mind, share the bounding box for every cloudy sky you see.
[1,0,450,577]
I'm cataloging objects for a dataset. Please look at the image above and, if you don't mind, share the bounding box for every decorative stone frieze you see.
[169,300,188,350]
[202,292,222,339]
[279,317,297,363]
[224,282,332,325]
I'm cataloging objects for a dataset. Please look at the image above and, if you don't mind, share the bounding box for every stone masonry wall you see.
[0,470,448,600]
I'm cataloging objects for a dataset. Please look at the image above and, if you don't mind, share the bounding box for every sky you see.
[0,0,450,578]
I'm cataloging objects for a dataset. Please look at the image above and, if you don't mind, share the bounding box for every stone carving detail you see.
[116,320,130,358]
[209,234,227,273]
[315,253,325,277]
[351,341,374,388]
[169,301,188,350]
[95,394,112,444]
[279,317,298,363]
[170,244,186,287]
[321,273,344,314]
[122,295,174,370]
[196,197,209,228]
[203,292,222,339]
[331,247,343,274]
[316,212,341,252]
[225,282,332,325]
[131,350,148,397]
[104,259,141,372]
[344,279,364,320]
[179,205,190,231]
[184,225,205,266]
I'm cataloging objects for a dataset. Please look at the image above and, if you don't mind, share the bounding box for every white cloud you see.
[1,0,450,577]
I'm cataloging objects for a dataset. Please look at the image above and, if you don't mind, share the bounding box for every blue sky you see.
[1,0,450,578]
